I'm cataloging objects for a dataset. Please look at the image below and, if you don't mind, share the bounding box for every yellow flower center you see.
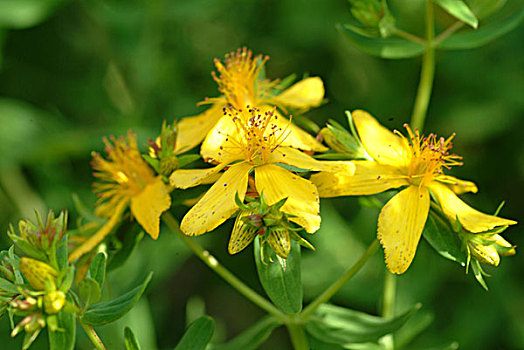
[210,47,270,109]
[398,124,463,186]
[219,106,290,166]
[92,133,156,217]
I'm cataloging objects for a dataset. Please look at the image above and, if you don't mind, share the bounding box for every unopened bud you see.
[43,290,66,314]
[19,257,57,291]
[468,242,500,267]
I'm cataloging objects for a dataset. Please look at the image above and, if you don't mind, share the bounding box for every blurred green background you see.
[0,0,522,349]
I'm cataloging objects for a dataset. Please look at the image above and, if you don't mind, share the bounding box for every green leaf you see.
[56,236,69,271]
[0,0,65,29]
[81,272,153,326]
[0,276,20,294]
[467,0,506,19]
[88,252,107,287]
[107,225,144,271]
[435,0,478,28]
[305,303,421,345]
[79,277,102,307]
[174,316,215,350]
[254,239,303,314]
[48,310,76,350]
[211,316,281,350]
[338,24,426,59]
[423,211,467,266]
[124,327,141,350]
[437,8,524,50]
[393,310,434,349]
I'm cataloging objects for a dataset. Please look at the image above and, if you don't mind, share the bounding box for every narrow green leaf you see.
[437,9,524,50]
[254,239,303,314]
[48,310,76,350]
[338,24,426,59]
[81,272,153,326]
[56,235,69,271]
[422,211,467,266]
[306,303,421,344]
[435,0,478,28]
[174,316,215,350]
[211,316,281,350]
[0,276,20,294]
[124,327,141,350]
[89,252,107,287]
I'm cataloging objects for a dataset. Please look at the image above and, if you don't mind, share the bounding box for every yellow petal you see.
[175,104,225,154]
[200,113,245,163]
[271,146,355,174]
[428,182,517,233]
[273,77,324,109]
[352,110,409,167]
[311,160,408,197]
[170,163,229,189]
[254,164,320,233]
[378,185,430,274]
[180,162,252,236]
[436,175,478,194]
[69,199,129,262]
[130,178,172,239]
[261,106,327,152]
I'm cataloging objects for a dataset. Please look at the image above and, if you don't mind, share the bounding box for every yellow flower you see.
[175,47,327,153]
[69,132,171,262]
[311,110,516,274]
[170,107,354,236]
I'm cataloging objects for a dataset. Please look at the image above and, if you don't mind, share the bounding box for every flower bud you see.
[43,290,66,314]
[19,257,57,291]
[8,211,67,253]
[468,241,500,266]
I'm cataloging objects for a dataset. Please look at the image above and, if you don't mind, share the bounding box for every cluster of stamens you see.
[218,106,290,166]
[91,132,155,214]
[209,47,270,109]
[398,124,463,186]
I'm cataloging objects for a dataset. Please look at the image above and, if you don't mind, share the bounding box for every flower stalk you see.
[301,239,380,318]
[162,212,285,319]
[410,0,436,131]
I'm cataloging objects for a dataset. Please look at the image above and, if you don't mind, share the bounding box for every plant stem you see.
[301,239,380,318]
[434,21,464,44]
[80,321,106,350]
[410,0,436,131]
[286,320,309,350]
[380,271,397,350]
[162,212,285,319]
[392,28,426,45]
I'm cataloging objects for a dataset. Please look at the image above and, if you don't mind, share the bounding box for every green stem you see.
[380,271,397,350]
[80,321,106,350]
[392,28,426,45]
[162,212,285,319]
[301,239,380,318]
[286,320,309,350]
[434,21,464,44]
[410,0,436,131]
